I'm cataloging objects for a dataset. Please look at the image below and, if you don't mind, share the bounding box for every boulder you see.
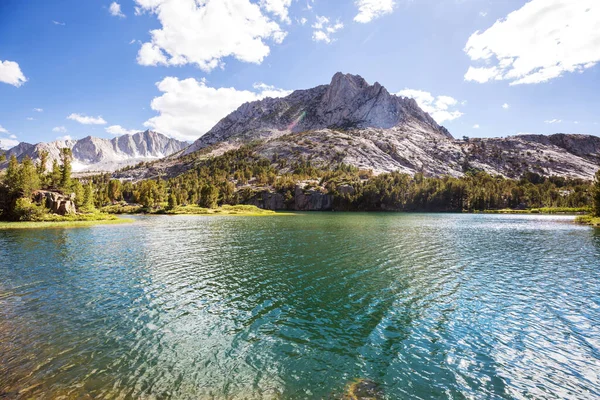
[33,190,77,215]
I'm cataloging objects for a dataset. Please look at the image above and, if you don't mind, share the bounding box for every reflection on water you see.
[1,213,599,399]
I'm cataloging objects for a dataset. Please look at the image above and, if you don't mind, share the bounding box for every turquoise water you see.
[1,213,599,399]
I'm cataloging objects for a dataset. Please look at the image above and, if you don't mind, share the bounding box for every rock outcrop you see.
[248,184,334,211]
[2,130,188,173]
[33,191,76,215]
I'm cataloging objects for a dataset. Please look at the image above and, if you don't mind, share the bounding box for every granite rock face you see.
[2,130,188,173]
[183,72,451,156]
[33,191,77,215]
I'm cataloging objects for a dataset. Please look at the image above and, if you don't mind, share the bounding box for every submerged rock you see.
[341,378,383,400]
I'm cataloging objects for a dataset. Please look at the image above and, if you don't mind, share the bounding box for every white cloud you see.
[464,0,600,85]
[299,17,307,25]
[312,16,344,43]
[260,0,292,24]
[56,135,72,141]
[473,124,480,129]
[67,114,107,125]
[0,60,27,87]
[545,119,562,124]
[502,103,509,109]
[0,125,8,133]
[134,0,287,71]
[479,11,487,17]
[52,126,67,133]
[52,20,66,26]
[33,108,43,112]
[9,134,17,139]
[354,0,395,23]
[109,2,125,17]
[0,138,19,149]
[27,117,34,121]
[106,125,139,135]
[143,76,292,141]
[397,89,464,123]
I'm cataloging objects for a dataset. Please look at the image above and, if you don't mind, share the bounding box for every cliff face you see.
[2,130,188,173]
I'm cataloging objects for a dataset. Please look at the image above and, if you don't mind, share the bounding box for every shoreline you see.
[0,218,132,230]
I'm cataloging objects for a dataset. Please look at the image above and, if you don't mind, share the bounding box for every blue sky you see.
[0,0,599,148]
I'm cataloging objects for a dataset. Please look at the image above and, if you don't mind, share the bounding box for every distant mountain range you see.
[118,73,600,181]
[4,73,600,180]
[1,130,188,173]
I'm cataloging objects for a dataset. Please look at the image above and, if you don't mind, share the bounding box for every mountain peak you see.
[2,131,188,173]
[184,72,452,155]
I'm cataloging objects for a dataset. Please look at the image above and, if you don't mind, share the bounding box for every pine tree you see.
[72,180,84,208]
[167,192,177,210]
[593,169,600,217]
[19,156,40,197]
[5,155,20,194]
[50,159,61,188]
[108,180,122,202]
[60,148,72,190]
[37,150,49,176]
[82,182,95,212]
[199,184,219,209]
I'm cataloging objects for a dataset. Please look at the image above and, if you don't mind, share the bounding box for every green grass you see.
[165,204,280,216]
[482,207,590,214]
[0,217,131,230]
[100,204,145,214]
[575,215,600,227]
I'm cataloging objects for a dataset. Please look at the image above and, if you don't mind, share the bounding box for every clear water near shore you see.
[1,213,599,399]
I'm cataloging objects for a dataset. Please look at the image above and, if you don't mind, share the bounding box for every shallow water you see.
[1,213,599,399]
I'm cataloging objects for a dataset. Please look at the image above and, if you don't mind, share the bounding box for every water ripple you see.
[0,213,599,399]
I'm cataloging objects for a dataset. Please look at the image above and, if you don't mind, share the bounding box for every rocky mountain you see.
[183,72,451,156]
[2,130,188,173]
[116,73,599,181]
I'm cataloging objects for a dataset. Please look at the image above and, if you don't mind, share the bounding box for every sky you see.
[0,0,599,149]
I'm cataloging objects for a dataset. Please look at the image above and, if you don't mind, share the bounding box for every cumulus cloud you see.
[0,125,8,133]
[27,117,34,121]
[354,0,395,23]
[312,16,344,43]
[473,124,480,129]
[52,126,67,133]
[56,135,72,141]
[52,20,66,26]
[106,125,139,135]
[0,138,19,149]
[502,103,509,109]
[143,77,292,141]
[67,113,107,125]
[33,108,43,112]
[397,89,464,123]
[134,0,287,71]
[260,0,292,24]
[109,2,126,17]
[464,0,600,85]
[0,60,27,87]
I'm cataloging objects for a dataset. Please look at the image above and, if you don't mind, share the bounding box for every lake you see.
[1,213,599,399]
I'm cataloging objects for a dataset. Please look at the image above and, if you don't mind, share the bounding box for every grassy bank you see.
[0,216,131,230]
[102,204,282,216]
[575,215,600,227]
[165,204,279,216]
[481,207,590,215]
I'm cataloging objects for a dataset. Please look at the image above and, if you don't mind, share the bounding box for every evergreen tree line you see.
[1,146,600,220]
